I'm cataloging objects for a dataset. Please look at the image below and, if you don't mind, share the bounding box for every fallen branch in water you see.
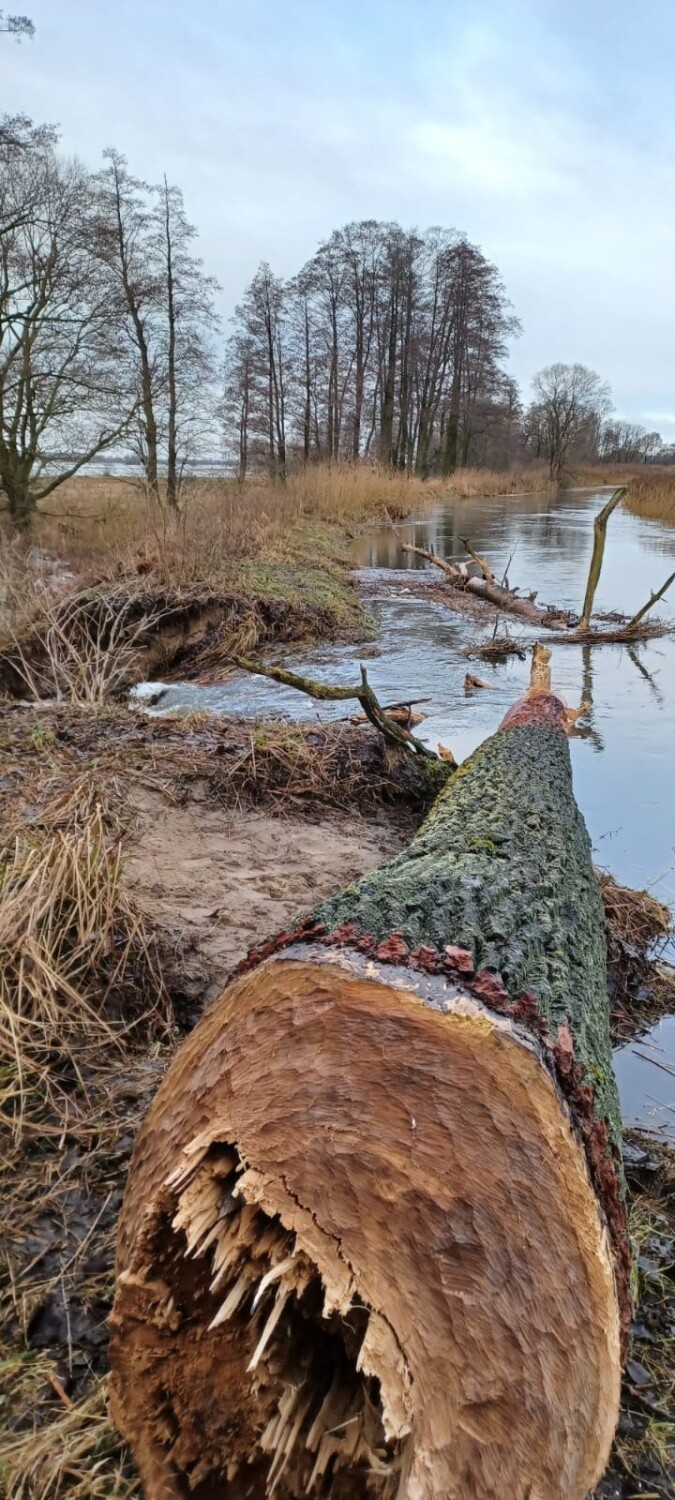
[388,498,674,645]
[233,655,441,760]
[460,536,495,584]
[623,571,675,632]
[386,513,571,628]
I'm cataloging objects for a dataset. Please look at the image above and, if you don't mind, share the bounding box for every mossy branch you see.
[233,655,441,759]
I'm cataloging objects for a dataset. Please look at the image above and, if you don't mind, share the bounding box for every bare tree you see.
[93,155,220,508]
[0,10,34,38]
[0,137,136,527]
[222,332,256,479]
[233,264,288,478]
[527,363,612,483]
[640,431,663,463]
[151,177,220,506]
[93,150,161,494]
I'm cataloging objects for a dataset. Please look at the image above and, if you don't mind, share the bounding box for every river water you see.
[139,487,675,1139]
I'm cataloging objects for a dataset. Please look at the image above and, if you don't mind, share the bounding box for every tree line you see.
[0,117,670,526]
[224,226,521,479]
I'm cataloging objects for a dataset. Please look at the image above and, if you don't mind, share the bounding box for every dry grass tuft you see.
[598,871,672,953]
[604,1135,675,1498]
[0,774,170,1141]
[1,1376,140,1499]
[4,586,159,706]
[597,870,675,1044]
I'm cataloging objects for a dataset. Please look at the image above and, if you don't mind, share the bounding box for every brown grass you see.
[3,466,441,570]
[624,470,675,524]
[0,773,170,1142]
[570,463,675,524]
[0,463,552,574]
[0,1376,141,1500]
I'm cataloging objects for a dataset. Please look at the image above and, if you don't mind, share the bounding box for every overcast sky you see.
[4,0,674,436]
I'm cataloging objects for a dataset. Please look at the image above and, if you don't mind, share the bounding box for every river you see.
[138,487,675,1139]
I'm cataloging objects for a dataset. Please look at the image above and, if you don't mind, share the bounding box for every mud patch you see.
[124,785,405,1005]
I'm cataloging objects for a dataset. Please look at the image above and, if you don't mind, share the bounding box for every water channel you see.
[138,488,675,1139]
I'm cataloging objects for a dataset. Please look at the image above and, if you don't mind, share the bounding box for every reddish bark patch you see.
[471,968,509,1005]
[511,987,551,1039]
[443,944,475,976]
[499,693,569,733]
[409,944,444,971]
[374,932,410,963]
[230,916,327,979]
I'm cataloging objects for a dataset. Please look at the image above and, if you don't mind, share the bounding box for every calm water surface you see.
[141,488,675,1137]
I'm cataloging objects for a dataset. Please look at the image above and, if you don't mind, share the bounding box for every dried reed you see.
[0,775,170,1141]
[1,1377,140,1500]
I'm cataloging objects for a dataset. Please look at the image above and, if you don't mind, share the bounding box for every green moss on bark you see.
[315,721,621,1149]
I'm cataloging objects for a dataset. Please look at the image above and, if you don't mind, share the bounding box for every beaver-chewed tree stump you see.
[109,648,630,1500]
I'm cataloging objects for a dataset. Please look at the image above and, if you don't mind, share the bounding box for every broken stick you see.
[577,487,626,633]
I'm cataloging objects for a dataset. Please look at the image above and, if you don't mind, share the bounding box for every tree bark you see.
[110,662,628,1500]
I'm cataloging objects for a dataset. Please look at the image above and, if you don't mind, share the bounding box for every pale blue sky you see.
[3,0,674,435]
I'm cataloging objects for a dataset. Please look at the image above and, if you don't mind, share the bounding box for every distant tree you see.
[599,419,649,465]
[527,363,612,483]
[0,136,136,527]
[0,10,34,39]
[151,177,220,507]
[93,150,162,494]
[232,264,289,479]
[639,431,663,463]
[93,152,220,507]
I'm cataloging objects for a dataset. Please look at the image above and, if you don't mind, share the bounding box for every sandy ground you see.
[124,785,405,1002]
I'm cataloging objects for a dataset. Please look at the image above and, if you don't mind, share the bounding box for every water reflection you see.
[613,1016,675,1142]
[352,488,675,616]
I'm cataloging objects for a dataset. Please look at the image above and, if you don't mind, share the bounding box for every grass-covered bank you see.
[573,463,675,522]
[0,462,552,698]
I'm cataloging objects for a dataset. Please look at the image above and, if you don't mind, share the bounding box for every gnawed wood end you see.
[110,955,621,1500]
[499,642,577,733]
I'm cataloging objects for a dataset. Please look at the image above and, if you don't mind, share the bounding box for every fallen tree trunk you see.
[110,647,629,1500]
[396,535,572,627]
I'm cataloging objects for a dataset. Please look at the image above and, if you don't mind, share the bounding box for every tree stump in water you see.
[109,649,629,1500]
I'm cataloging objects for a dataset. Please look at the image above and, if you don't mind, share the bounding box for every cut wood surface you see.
[110,645,628,1500]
